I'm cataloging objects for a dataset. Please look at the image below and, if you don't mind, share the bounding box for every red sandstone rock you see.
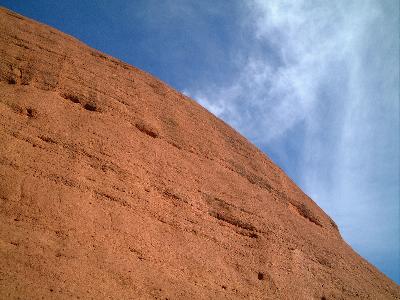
[0,7,399,299]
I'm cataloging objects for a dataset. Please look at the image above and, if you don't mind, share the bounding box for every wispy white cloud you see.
[187,1,366,143]
[185,0,399,281]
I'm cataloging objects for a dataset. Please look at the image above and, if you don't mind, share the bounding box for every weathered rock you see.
[0,7,398,299]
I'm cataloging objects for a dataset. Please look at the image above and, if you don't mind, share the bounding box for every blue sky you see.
[2,0,399,283]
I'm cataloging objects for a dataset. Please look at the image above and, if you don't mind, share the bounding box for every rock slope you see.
[0,7,399,299]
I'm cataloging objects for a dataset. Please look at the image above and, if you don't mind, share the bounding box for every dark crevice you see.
[39,135,57,144]
[84,101,97,111]
[62,93,81,103]
[26,107,37,118]
[8,77,17,84]
[135,122,159,138]
[209,211,257,232]
[293,203,323,227]
[236,230,258,239]
[94,191,129,207]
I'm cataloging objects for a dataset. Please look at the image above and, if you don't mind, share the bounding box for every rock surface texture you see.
[0,7,399,300]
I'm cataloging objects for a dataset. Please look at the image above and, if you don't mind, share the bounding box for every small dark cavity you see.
[84,101,97,112]
[257,272,264,280]
[26,107,37,118]
[49,289,54,292]
[8,77,17,84]
[321,297,327,300]
[221,285,227,290]
[15,43,29,49]
[249,232,258,239]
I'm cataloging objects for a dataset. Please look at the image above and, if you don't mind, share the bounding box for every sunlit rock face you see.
[0,7,399,300]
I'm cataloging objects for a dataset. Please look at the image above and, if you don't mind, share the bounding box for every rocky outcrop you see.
[0,7,399,299]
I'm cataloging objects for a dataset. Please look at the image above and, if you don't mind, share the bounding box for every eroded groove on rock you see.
[209,211,258,232]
